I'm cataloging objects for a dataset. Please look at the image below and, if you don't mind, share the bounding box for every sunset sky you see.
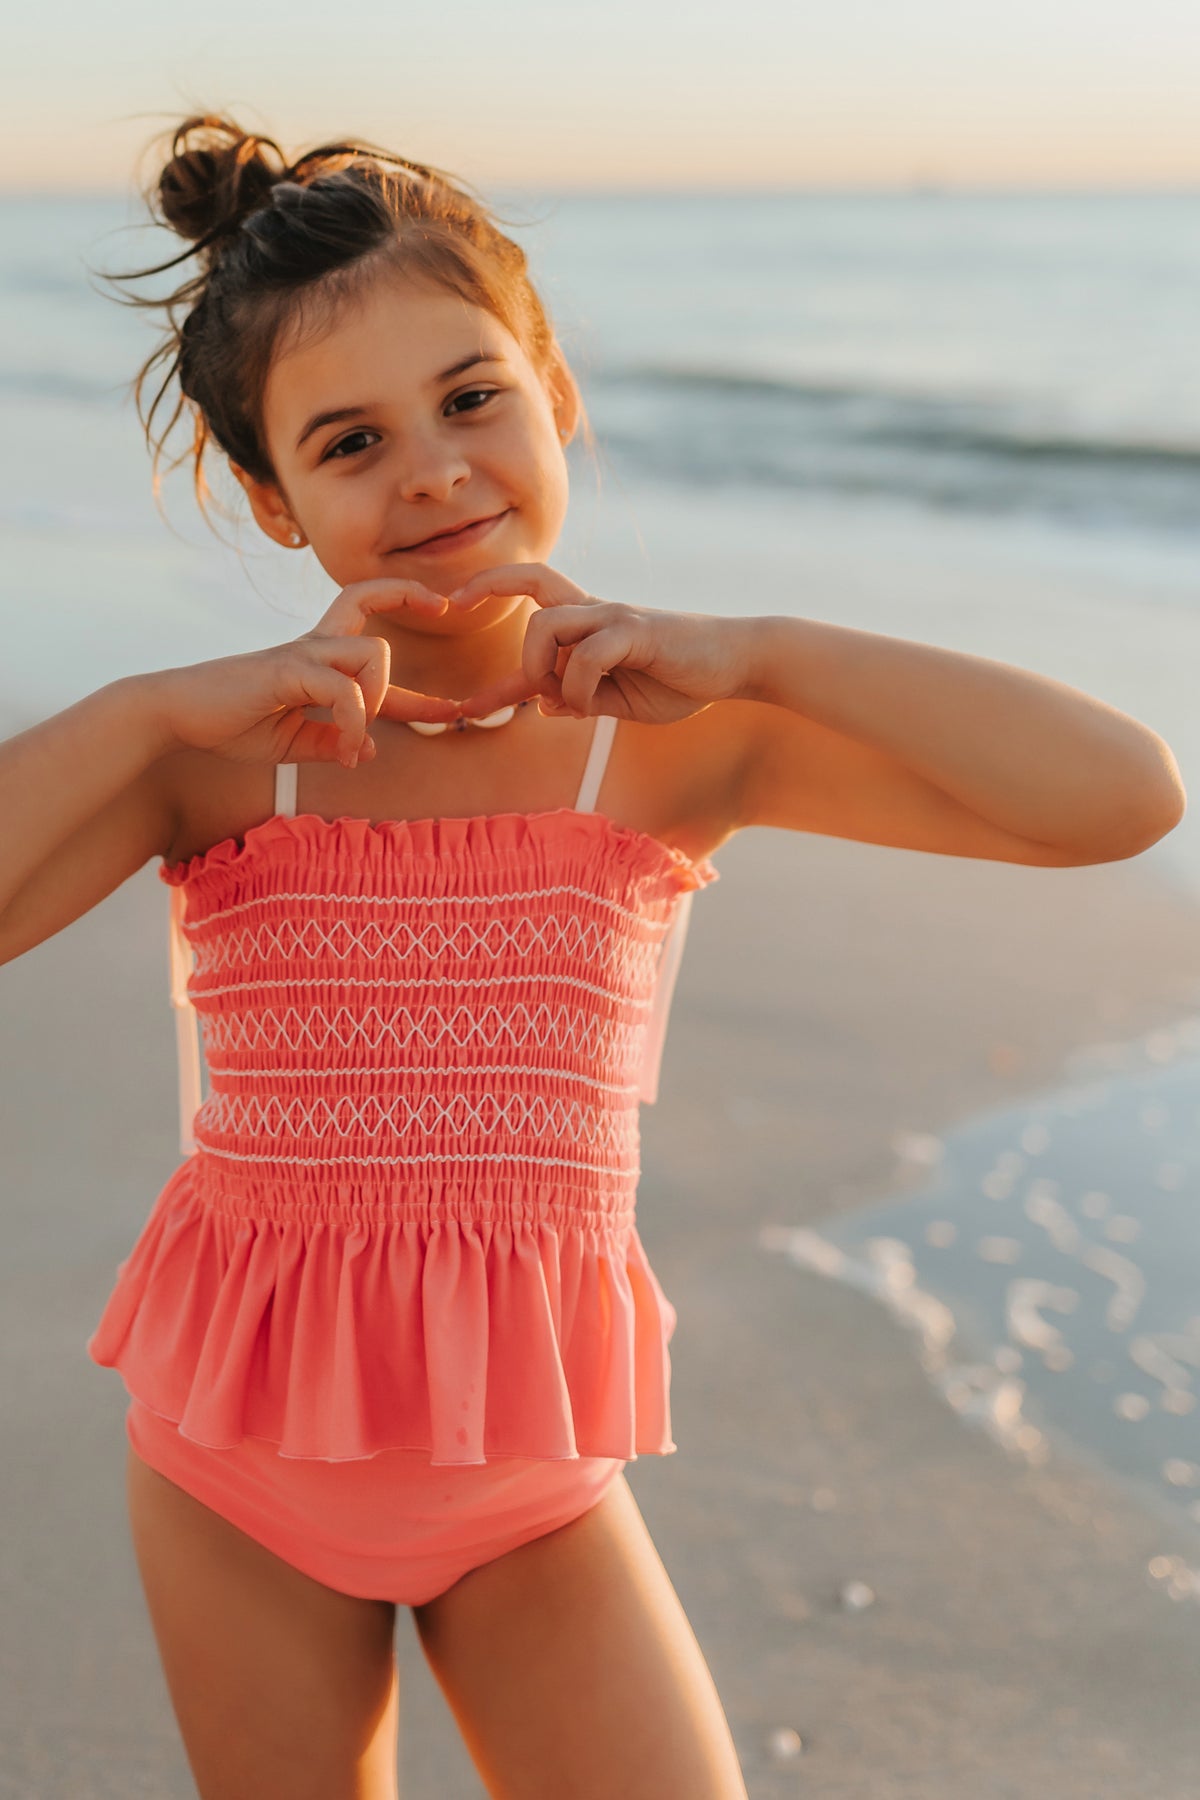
[4,0,1199,192]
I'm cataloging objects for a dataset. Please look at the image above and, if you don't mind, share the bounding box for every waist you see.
[184,1149,641,1229]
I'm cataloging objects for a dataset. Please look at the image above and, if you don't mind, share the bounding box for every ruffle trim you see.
[157,807,719,897]
[87,1160,679,1466]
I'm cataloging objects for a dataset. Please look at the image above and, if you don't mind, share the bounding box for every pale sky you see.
[4,0,1200,192]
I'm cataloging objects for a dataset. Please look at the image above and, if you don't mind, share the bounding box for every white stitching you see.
[191,973,654,1007]
[204,1060,641,1095]
[189,909,665,981]
[200,1001,645,1059]
[199,1089,634,1146]
[186,881,674,934]
[193,1142,639,1174]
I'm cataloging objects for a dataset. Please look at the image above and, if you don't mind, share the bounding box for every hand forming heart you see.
[153,565,750,771]
[297,563,749,763]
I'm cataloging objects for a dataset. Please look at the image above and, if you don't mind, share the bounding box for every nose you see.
[389,426,472,505]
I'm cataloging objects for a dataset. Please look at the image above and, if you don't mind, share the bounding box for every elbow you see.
[1101,768,1187,861]
[1120,733,1187,848]
[1140,745,1188,842]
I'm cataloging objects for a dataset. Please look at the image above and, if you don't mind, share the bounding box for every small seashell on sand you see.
[838,1579,876,1611]
[768,1727,805,1760]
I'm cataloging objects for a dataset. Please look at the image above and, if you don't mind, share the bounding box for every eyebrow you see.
[294,352,504,451]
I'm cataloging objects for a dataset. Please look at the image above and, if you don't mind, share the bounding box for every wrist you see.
[108,670,186,760]
[727,615,790,704]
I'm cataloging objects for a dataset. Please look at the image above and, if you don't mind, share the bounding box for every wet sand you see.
[3,806,1200,1794]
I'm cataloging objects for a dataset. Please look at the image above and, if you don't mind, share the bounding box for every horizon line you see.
[2,178,1200,201]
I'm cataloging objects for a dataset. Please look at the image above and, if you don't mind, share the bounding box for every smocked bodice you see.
[164,805,714,1224]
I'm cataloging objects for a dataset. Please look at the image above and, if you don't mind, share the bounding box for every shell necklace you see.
[405,697,535,737]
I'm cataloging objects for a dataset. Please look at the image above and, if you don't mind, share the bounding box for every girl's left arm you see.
[726,614,1186,867]
[445,565,1184,868]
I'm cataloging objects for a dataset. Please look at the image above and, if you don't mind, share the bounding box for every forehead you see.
[262,271,524,447]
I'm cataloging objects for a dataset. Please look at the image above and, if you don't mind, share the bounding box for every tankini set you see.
[86,714,719,1603]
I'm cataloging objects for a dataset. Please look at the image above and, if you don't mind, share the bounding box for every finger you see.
[557,625,635,712]
[278,718,380,764]
[308,578,450,637]
[447,564,595,613]
[511,601,615,691]
[457,668,542,718]
[301,635,392,727]
[374,683,466,725]
[285,662,369,764]
[280,717,352,764]
[299,638,460,727]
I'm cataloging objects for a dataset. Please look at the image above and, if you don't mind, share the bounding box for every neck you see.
[378,597,539,699]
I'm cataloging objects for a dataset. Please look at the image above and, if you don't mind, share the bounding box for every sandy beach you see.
[3,784,1200,1797]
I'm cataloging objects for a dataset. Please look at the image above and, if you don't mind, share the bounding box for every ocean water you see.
[763,1010,1200,1599]
[538,192,1200,537]
[3,189,1199,1576]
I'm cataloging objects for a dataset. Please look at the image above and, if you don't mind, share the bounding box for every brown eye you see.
[324,430,379,461]
[447,389,498,416]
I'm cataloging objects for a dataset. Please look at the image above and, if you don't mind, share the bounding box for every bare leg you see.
[126,1444,401,1800]
[413,1472,747,1799]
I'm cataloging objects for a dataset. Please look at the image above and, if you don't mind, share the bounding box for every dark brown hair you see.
[104,115,592,514]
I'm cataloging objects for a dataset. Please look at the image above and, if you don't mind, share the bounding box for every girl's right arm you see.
[0,597,462,965]
[0,675,183,963]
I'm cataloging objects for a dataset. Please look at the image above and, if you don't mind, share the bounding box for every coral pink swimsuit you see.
[88,715,719,1602]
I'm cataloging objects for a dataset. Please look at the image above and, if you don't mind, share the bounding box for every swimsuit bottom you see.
[125,1397,627,1606]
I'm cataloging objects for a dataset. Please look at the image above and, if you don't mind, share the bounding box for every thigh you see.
[411,1472,747,1800]
[126,1444,401,1800]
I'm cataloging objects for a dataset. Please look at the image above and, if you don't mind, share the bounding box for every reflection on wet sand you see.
[763,1011,1200,1605]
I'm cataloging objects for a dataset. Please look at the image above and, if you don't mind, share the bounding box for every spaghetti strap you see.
[168,886,203,1156]
[574,714,617,813]
[275,762,298,818]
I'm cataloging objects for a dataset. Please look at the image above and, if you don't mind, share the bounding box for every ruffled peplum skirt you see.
[88,1153,679,1468]
[91,1156,673,1599]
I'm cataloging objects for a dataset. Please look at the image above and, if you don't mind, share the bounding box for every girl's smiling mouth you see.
[394,509,511,555]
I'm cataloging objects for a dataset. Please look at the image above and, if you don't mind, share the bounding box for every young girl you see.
[0,115,1185,1800]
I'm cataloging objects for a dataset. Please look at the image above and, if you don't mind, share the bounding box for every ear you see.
[228,461,307,548]
[544,343,582,448]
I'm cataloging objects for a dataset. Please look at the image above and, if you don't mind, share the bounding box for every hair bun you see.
[156,115,285,245]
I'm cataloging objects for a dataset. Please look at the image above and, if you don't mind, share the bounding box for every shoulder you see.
[160,748,275,866]
[609,699,763,866]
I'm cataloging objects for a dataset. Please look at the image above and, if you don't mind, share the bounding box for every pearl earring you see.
[290,531,302,546]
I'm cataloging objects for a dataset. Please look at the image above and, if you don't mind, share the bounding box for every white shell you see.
[472,705,517,729]
[403,701,524,735]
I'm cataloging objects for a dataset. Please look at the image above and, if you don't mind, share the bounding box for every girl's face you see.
[240,269,578,639]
